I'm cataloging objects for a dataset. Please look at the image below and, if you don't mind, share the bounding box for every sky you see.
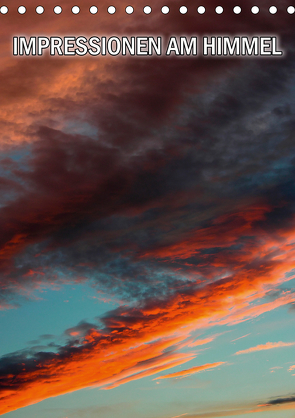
[0,0,295,417]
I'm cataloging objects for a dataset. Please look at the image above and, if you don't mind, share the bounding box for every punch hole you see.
[0,3,292,16]
[0,5,8,13]
[108,5,116,14]
[269,5,277,13]
[89,5,98,14]
[18,5,26,14]
[54,5,62,14]
[72,5,80,14]
[251,5,259,13]
[125,5,134,14]
[143,5,151,14]
[36,5,44,13]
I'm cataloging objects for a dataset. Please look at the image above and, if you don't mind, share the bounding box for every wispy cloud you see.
[153,362,225,380]
[188,336,217,347]
[270,366,283,373]
[235,341,295,355]
[100,352,196,390]
[231,334,251,343]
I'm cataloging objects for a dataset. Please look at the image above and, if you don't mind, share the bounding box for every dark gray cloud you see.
[262,394,295,406]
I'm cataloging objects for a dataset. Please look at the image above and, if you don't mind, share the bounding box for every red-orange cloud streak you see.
[154,362,226,380]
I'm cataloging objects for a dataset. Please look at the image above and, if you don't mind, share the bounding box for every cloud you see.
[101,354,196,390]
[153,362,225,380]
[64,321,98,339]
[0,254,295,413]
[167,393,295,418]
[261,394,295,406]
[0,333,195,414]
[188,336,217,347]
[234,341,295,355]
[1,0,295,414]
[231,334,251,343]
[0,27,295,307]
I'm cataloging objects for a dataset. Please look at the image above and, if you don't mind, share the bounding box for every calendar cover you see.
[0,1,295,418]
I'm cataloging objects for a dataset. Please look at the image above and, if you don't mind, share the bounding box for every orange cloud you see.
[101,354,196,390]
[187,333,226,347]
[288,365,295,371]
[154,362,226,380]
[235,342,295,355]
[188,336,216,347]
[0,335,193,415]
